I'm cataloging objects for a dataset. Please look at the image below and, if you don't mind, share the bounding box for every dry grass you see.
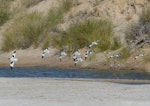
[52,19,117,53]
[120,47,130,59]
[1,0,74,52]
[0,0,11,26]
[2,12,45,51]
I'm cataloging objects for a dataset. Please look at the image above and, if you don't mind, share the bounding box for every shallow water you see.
[0,67,150,80]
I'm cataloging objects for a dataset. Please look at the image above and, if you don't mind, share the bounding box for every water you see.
[0,67,150,80]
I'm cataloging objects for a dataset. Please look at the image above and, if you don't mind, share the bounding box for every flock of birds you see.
[9,51,18,70]
[41,40,99,66]
[9,40,145,70]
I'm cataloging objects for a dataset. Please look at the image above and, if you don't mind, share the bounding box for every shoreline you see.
[0,48,149,73]
[0,63,147,74]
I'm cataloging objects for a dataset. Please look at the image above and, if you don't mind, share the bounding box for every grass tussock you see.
[52,19,115,52]
[120,47,130,59]
[42,34,51,50]
[2,12,45,51]
[111,37,122,50]
[0,0,11,26]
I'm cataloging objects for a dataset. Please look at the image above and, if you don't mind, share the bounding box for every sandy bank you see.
[0,48,149,72]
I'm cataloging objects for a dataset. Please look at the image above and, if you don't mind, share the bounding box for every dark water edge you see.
[0,67,150,80]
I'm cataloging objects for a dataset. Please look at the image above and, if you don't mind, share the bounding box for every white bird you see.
[113,54,121,58]
[109,54,121,58]
[89,44,93,48]
[61,51,67,56]
[74,50,80,56]
[84,53,88,60]
[84,50,93,60]
[59,51,67,61]
[74,57,84,66]
[89,40,99,48]
[88,50,93,55]
[10,56,18,62]
[10,61,15,70]
[134,54,144,59]
[73,50,81,61]
[10,54,18,70]
[59,56,63,61]
[41,48,50,59]
[12,51,16,57]
[73,55,77,61]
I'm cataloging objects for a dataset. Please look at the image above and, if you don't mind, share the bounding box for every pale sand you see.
[0,78,149,106]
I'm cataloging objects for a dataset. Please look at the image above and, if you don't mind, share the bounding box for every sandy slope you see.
[0,78,149,106]
[0,0,150,72]
[28,0,59,14]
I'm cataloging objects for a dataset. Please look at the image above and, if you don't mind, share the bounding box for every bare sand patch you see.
[0,78,149,106]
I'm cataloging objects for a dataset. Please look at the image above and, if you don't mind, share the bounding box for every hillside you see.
[0,0,150,72]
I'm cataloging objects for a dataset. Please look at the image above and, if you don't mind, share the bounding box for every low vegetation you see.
[120,47,130,59]
[53,19,120,52]
[111,37,122,50]
[45,7,64,29]
[2,12,45,51]
[1,0,122,54]
[2,0,74,52]
[126,6,150,50]
[0,0,11,26]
